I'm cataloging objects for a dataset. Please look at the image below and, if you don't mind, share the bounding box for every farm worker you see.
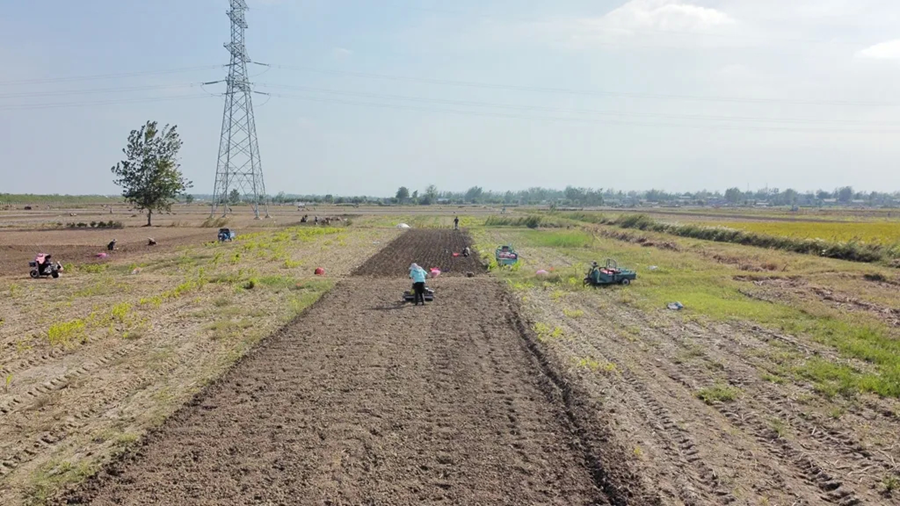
[409,263,428,306]
[453,216,459,230]
[589,261,603,283]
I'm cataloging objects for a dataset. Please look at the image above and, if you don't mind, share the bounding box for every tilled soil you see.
[64,279,611,505]
[352,229,484,277]
[0,228,216,277]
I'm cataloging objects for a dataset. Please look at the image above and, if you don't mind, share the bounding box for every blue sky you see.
[2,0,900,196]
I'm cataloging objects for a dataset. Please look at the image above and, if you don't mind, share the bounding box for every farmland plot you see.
[0,224,397,505]
[474,227,900,505]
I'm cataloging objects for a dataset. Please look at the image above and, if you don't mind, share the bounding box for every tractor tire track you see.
[564,299,879,505]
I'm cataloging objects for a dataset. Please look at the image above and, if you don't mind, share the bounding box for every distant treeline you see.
[5,185,900,208]
[261,185,900,207]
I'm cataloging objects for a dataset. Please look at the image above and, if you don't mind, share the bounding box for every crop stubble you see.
[520,281,900,505]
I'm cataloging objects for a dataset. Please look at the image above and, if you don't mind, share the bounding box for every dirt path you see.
[64,278,608,505]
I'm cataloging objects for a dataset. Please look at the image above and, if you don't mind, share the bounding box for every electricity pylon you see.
[211,0,268,218]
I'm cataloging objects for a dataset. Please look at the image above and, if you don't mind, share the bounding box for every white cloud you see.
[601,0,735,33]
[331,47,353,59]
[510,0,740,51]
[857,39,900,59]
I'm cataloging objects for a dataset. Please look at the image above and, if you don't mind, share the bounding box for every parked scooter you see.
[29,253,63,279]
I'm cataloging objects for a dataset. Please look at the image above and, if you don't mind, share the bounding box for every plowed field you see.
[352,229,485,277]
[0,228,215,277]
[63,279,620,505]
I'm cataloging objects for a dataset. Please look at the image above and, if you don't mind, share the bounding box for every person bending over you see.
[409,263,428,306]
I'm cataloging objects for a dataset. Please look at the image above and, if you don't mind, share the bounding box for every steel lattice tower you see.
[211,0,268,218]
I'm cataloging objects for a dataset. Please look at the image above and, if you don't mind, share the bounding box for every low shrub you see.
[484,215,567,228]
[202,216,229,228]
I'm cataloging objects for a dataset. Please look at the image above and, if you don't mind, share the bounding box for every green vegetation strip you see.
[489,212,900,262]
[566,213,899,263]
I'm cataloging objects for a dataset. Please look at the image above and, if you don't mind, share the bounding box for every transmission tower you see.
[211,0,268,218]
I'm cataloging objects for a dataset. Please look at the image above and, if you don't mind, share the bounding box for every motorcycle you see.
[29,253,63,279]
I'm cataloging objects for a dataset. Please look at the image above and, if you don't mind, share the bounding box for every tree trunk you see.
[146,209,152,227]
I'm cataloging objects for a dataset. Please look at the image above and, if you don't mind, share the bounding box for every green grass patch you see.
[26,459,97,506]
[47,319,87,346]
[255,275,304,291]
[696,384,740,404]
[73,280,129,298]
[77,263,108,274]
[484,215,568,229]
[533,322,566,342]
[206,318,255,340]
[563,308,584,318]
[286,282,333,318]
[761,372,786,384]
[283,259,303,269]
[883,475,900,495]
[597,214,895,263]
[518,229,593,248]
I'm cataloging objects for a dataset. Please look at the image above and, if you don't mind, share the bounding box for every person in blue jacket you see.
[409,263,428,305]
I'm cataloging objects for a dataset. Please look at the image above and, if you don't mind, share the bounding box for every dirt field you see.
[4,204,900,505]
[353,229,485,277]
[0,228,214,277]
[474,227,900,505]
[63,278,622,505]
[0,215,399,504]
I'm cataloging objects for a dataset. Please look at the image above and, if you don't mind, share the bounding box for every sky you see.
[2,0,900,197]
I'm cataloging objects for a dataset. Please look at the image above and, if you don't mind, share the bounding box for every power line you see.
[264,91,900,134]
[0,65,223,87]
[0,94,217,111]
[3,61,889,108]
[256,82,900,127]
[257,63,896,107]
[0,83,202,99]
[395,4,872,47]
